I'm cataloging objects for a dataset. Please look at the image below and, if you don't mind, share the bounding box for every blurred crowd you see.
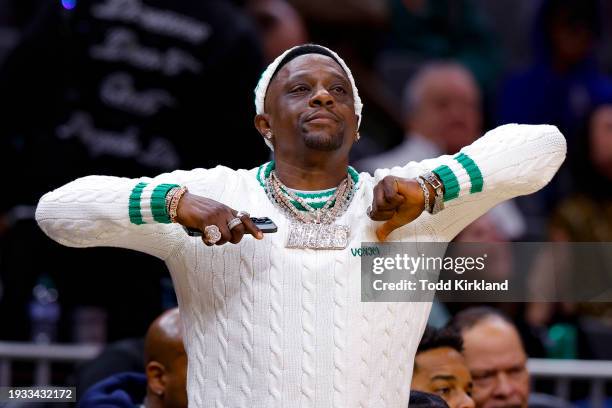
[1,0,612,400]
[70,306,589,407]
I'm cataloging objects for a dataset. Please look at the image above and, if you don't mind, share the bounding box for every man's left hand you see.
[368,176,427,241]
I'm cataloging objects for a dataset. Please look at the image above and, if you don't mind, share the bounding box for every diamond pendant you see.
[286,222,350,250]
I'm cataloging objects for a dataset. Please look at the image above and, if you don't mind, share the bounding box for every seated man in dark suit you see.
[78,308,186,408]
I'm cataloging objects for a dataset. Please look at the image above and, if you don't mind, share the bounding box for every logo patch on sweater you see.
[351,247,380,257]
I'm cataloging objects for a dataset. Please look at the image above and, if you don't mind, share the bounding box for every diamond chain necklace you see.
[264,167,357,249]
[266,170,355,224]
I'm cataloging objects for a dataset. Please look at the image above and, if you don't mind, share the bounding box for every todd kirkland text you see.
[372,279,509,292]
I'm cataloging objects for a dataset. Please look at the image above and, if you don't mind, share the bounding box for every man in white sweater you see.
[36,44,566,407]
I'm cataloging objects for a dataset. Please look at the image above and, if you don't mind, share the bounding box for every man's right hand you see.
[175,192,263,246]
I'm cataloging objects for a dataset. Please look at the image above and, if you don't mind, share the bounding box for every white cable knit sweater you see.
[36,124,566,408]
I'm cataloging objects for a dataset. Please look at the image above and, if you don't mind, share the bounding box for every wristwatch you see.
[418,171,444,214]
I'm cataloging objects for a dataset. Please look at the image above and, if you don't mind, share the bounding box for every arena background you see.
[0,0,612,406]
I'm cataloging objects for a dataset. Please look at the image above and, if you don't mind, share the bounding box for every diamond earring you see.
[264,131,273,140]
[355,132,361,141]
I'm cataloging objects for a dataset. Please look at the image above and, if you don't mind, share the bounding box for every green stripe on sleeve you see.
[432,165,460,201]
[129,182,148,225]
[455,153,483,193]
[151,183,180,224]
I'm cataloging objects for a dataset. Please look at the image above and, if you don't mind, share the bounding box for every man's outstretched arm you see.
[370,124,567,240]
[36,166,263,257]
[35,171,193,260]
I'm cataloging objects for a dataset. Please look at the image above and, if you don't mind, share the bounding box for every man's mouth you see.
[307,117,337,125]
[304,110,339,124]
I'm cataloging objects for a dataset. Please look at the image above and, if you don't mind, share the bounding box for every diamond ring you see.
[227,217,242,230]
[204,225,222,244]
[236,211,250,218]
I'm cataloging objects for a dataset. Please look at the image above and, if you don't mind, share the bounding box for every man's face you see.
[411,347,475,408]
[549,10,594,67]
[262,54,358,157]
[461,319,530,408]
[409,69,481,154]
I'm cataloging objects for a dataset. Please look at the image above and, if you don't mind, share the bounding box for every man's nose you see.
[449,101,470,119]
[309,87,334,107]
[457,393,476,408]
[492,372,515,398]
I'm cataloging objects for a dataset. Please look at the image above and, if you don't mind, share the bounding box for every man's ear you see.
[254,113,272,138]
[146,361,167,396]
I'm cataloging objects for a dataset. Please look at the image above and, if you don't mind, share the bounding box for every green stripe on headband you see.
[151,184,180,224]
[433,165,460,201]
[129,182,148,225]
[455,153,483,193]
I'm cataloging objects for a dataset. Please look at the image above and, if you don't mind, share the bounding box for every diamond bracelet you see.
[167,186,188,223]
[415,177,431,213]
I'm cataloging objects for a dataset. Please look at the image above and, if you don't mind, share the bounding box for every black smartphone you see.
[251,217,278,233]
[183,217,277,237]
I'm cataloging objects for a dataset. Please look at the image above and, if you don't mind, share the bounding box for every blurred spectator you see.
[497,0,612,139]
[447,307,530,408]
[448,307,576,407]
[529,103,612,324]
[411,326,475,408]
[356,63,526,241]
[78,308,186,408]
[0,0,267,341]
[356,62,482,173]
[551,102,612,242]
[526,102,612,359]
[494,0,612,238]
[410,390,452,408]
[385,0,501,94]
[246,0,308,63]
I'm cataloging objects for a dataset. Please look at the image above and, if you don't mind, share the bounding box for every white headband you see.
[254,44,363,150]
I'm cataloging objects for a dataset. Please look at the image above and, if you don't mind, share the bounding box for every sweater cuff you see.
[129,182,180,225]
[432,152,483,202]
